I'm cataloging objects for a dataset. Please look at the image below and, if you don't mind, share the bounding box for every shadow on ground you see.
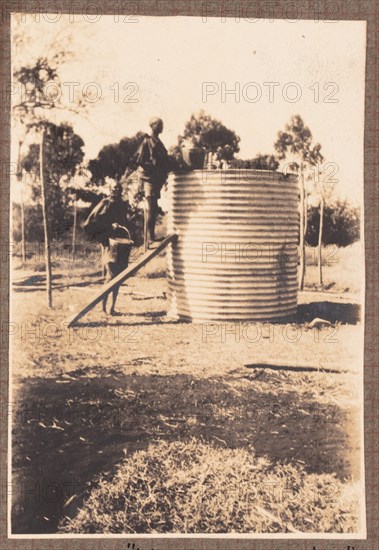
[295,301,360,325]
[13,271,104,292]
[244,363,346,374]
[71,300,361,331]
[12,371,356,534]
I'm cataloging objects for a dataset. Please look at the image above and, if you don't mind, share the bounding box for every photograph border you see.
[1,1,378,548]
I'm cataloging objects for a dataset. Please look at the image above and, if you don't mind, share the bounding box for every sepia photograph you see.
[6,5,367,541]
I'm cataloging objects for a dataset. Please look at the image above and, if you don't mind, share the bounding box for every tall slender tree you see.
[12,15,92,306]
[274,115,324,290]
[13,59,87,306]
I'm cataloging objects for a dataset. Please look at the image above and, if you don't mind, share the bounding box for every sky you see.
[11,15,366,203]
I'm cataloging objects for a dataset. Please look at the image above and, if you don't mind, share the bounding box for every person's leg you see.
[145,196,154,241]
[100,244,107,278]
[109,286,120,315]
[143,182,158,244]
[103,261,112,314]
[146,194,158,243]
[109,261,127,315]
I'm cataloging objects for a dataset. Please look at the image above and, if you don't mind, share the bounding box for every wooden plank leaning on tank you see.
[66,233,178,327]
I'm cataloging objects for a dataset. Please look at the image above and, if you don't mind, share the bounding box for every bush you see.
[12,193,146,249]
[12,203,44,242]
[228,155,279,171]
[12,202,76,243]
[306,200,360,247]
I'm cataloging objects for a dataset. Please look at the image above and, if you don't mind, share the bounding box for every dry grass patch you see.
[59,438,359,534]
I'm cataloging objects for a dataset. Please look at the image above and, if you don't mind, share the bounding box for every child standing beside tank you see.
[83,181,133,315]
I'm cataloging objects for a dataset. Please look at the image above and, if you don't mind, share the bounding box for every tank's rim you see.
[171,168,299,179]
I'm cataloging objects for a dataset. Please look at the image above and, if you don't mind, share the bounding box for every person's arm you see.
[84,199,108,225]
[83,199,111,244]
[110,201,134,240]
[154,142,170,188]
[121,164,135,183]
[121,137,150,183]
[134,137,151,167]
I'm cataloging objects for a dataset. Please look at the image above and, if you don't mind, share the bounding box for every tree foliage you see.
[21,121,85,238]
[88,132,145,184]
[229,154,279,170]
[12,203,44,243]
[274,115,324,169]
[178,110,240,156]
[306,200,360,247]
[14,57,57,104]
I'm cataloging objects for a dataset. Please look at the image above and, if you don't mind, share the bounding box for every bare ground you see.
[10,248,364,534]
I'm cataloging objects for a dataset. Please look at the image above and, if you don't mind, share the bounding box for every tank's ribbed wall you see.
[167,169,299,321]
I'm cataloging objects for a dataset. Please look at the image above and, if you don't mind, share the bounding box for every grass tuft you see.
[59,438,359,534]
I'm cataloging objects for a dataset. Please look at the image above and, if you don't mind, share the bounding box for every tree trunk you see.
[318,191,324,285]
[20,175,26,264]
[39,127,53,308]
[143,200,148,253]
[72,197,77,261]
[304,187,308,237]
[17,139,26,264]
[299,170,306,290]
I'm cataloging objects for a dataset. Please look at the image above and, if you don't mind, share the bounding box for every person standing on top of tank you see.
[122,117,169,248]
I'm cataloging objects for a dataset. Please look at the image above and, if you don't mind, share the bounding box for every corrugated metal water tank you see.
[167,169,299,321]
